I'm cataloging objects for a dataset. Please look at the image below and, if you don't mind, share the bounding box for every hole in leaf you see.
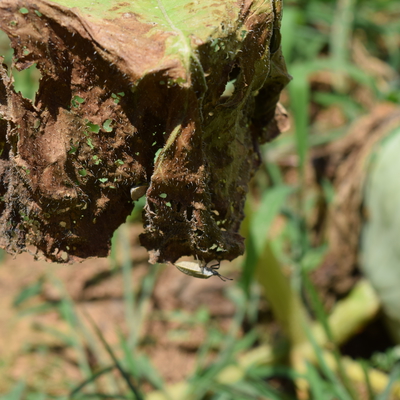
[86,138,94,149]
[0,30,12,64]
[103,119,113,132]
[92,155,101,165]
[153,148,162,163]
[68,142,78,155]
[12,63,41,101]
[71,95,85,108]
[86,121,100,133]
[220,65,241,99]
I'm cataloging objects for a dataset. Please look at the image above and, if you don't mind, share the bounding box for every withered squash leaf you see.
[0,0,290,263]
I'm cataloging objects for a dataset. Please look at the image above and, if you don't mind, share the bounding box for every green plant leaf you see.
[13,277,44,307]
[241,185,293,293]
[361,127,400,343]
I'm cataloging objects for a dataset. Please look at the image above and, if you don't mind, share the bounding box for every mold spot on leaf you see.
[71,95,85,108]
[92,155,101,165]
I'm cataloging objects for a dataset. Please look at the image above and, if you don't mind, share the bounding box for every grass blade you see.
[80,307,144,400]
[376,363,400,400]
[69,366,115,397]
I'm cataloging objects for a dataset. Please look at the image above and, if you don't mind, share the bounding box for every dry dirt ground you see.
[0,223,241,395]
[0,189,395,395]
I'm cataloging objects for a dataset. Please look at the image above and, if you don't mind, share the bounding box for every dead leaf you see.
[0,0,290,263]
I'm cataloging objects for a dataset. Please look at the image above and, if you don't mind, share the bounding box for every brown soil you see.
[0,223,240,395]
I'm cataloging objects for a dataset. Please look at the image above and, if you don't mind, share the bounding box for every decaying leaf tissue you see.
[0,0,290,264]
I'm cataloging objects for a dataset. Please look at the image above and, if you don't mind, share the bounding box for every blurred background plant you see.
[0,0,400,399]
